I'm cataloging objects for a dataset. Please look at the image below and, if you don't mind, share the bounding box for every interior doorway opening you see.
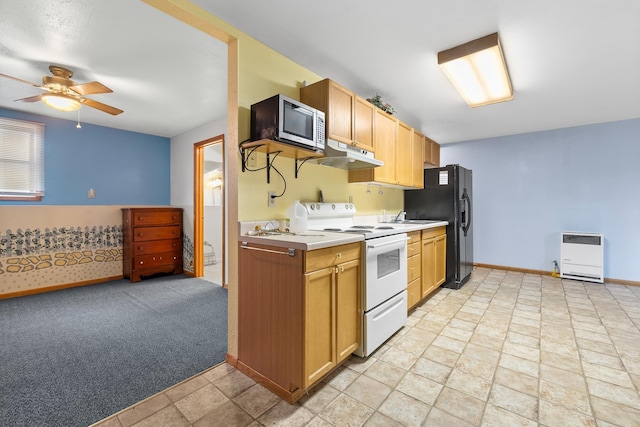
[194,135,226,288]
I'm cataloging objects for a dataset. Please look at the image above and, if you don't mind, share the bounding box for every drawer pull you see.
[336,253,342,258]
[139,261,144,265]
[138,217,144,221]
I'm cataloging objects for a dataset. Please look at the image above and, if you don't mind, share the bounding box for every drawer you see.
[133,226,181,241]
[133,239,181,255]
[134,251,181,268]
[407,241,421,258]
[132,210,182,226]
[422,226,446,241]
[408,254,421,282]
[407,231,421,245]
[305,243,361,272]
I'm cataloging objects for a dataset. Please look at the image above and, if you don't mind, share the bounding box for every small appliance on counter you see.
[404,164,473,289]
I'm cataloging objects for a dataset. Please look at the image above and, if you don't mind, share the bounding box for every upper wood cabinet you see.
[353,95,375,152]
[301,79,374,152]
[425,136,441,168]
[349,110,425,188]
[396,121,413,187]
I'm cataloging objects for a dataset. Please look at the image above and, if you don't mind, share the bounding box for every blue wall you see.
[0,108,170,205]
[441,118,640,282]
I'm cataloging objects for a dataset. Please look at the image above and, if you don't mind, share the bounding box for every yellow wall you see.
[144,0,403,360]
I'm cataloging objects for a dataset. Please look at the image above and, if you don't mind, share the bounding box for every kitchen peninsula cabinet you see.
[300,78,374,152]
[122,207,183,282]
[238,241,361,403]
[422,226,447,298]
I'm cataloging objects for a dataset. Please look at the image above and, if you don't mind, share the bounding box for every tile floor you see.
[92,268,640,427]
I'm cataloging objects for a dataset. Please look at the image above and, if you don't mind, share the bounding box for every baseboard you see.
[0,275,124,300]
[474,263,640,287]
[225,352,238,367]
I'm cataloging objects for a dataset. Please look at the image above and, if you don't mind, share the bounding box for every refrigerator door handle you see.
[461,189,471,237]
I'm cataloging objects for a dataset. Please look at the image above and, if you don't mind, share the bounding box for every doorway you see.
[194,135,226,287]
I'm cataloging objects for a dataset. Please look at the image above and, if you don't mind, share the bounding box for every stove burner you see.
[324,228,343,232]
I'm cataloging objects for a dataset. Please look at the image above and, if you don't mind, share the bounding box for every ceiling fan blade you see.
[15,94,44,103]
[0,72,39,87]
[70,81,113,95]
[82,98,123,115]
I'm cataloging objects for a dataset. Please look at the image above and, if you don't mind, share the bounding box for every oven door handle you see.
[366,237,410,249]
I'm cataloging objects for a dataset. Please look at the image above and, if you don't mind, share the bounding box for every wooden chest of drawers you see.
[122,207,183,282]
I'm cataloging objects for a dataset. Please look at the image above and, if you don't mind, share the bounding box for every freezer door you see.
[457,167,473,284]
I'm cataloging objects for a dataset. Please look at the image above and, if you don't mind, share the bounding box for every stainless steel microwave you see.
[250,94,325,151]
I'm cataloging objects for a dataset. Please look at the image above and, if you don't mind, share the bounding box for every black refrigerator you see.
[404,164,473,289]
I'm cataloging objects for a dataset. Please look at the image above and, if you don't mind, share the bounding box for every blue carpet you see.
[0,275,228,427]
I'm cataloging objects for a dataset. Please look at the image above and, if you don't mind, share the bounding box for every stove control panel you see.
[302,202,355,218]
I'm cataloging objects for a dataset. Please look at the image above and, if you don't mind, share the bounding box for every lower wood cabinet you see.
[238,241,361,403]
[406,231,422,310]
[422,227,447,298]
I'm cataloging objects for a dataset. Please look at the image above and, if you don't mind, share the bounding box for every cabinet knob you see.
[340,266,345,272]
[172,243,177,247]
[138,217,143,221]
[336,253,342,258]
[137,232,144,237]
[139,261,144,265]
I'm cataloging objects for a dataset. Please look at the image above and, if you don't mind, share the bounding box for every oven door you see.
[364,233,408,311]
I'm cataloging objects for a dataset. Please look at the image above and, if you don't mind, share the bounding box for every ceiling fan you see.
[0,65,123,115]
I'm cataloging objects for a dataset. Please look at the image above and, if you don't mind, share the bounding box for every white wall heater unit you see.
[560,232,604,283]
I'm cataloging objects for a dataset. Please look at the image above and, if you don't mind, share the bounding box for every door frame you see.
[194,135,226,287]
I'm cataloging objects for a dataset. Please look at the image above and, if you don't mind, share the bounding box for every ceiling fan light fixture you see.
[41,93,82,112]
[438,32,513,108]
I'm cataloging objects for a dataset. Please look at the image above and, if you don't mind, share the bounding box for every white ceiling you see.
[1,1,639,143]
[0,0,227,138]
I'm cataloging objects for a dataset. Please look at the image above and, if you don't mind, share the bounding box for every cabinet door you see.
[353,95,374,152]
[422,237,437,298]
[328,81,354,144]
[335,259,361,362]
[432,141,441,167]
[304,267,336,388]
[424,136,434,165]
[411,130,424,189]
[373,109,397,184]
[435,234,447,286]
[396,121,413,187]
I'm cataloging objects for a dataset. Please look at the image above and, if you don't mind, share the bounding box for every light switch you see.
[88,188,95,198]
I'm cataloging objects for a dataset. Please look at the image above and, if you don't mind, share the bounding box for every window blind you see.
[0,117,45,198]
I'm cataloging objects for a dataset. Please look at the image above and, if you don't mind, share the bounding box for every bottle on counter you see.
[286,200,308,233]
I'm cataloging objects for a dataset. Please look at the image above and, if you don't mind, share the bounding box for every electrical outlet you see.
[268,191,276,207]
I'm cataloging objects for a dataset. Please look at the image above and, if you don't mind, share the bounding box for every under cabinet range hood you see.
[316,139,384,170]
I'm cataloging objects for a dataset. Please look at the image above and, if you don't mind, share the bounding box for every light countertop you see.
[238,220,448,251]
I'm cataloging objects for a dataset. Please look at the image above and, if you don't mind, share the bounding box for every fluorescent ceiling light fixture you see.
[438,32,513,107]
[41,93,82,112]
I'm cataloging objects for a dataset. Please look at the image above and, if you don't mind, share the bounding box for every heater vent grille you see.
[560,232,604,283]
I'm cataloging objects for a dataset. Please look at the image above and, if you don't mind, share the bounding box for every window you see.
[0,117,45,201]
